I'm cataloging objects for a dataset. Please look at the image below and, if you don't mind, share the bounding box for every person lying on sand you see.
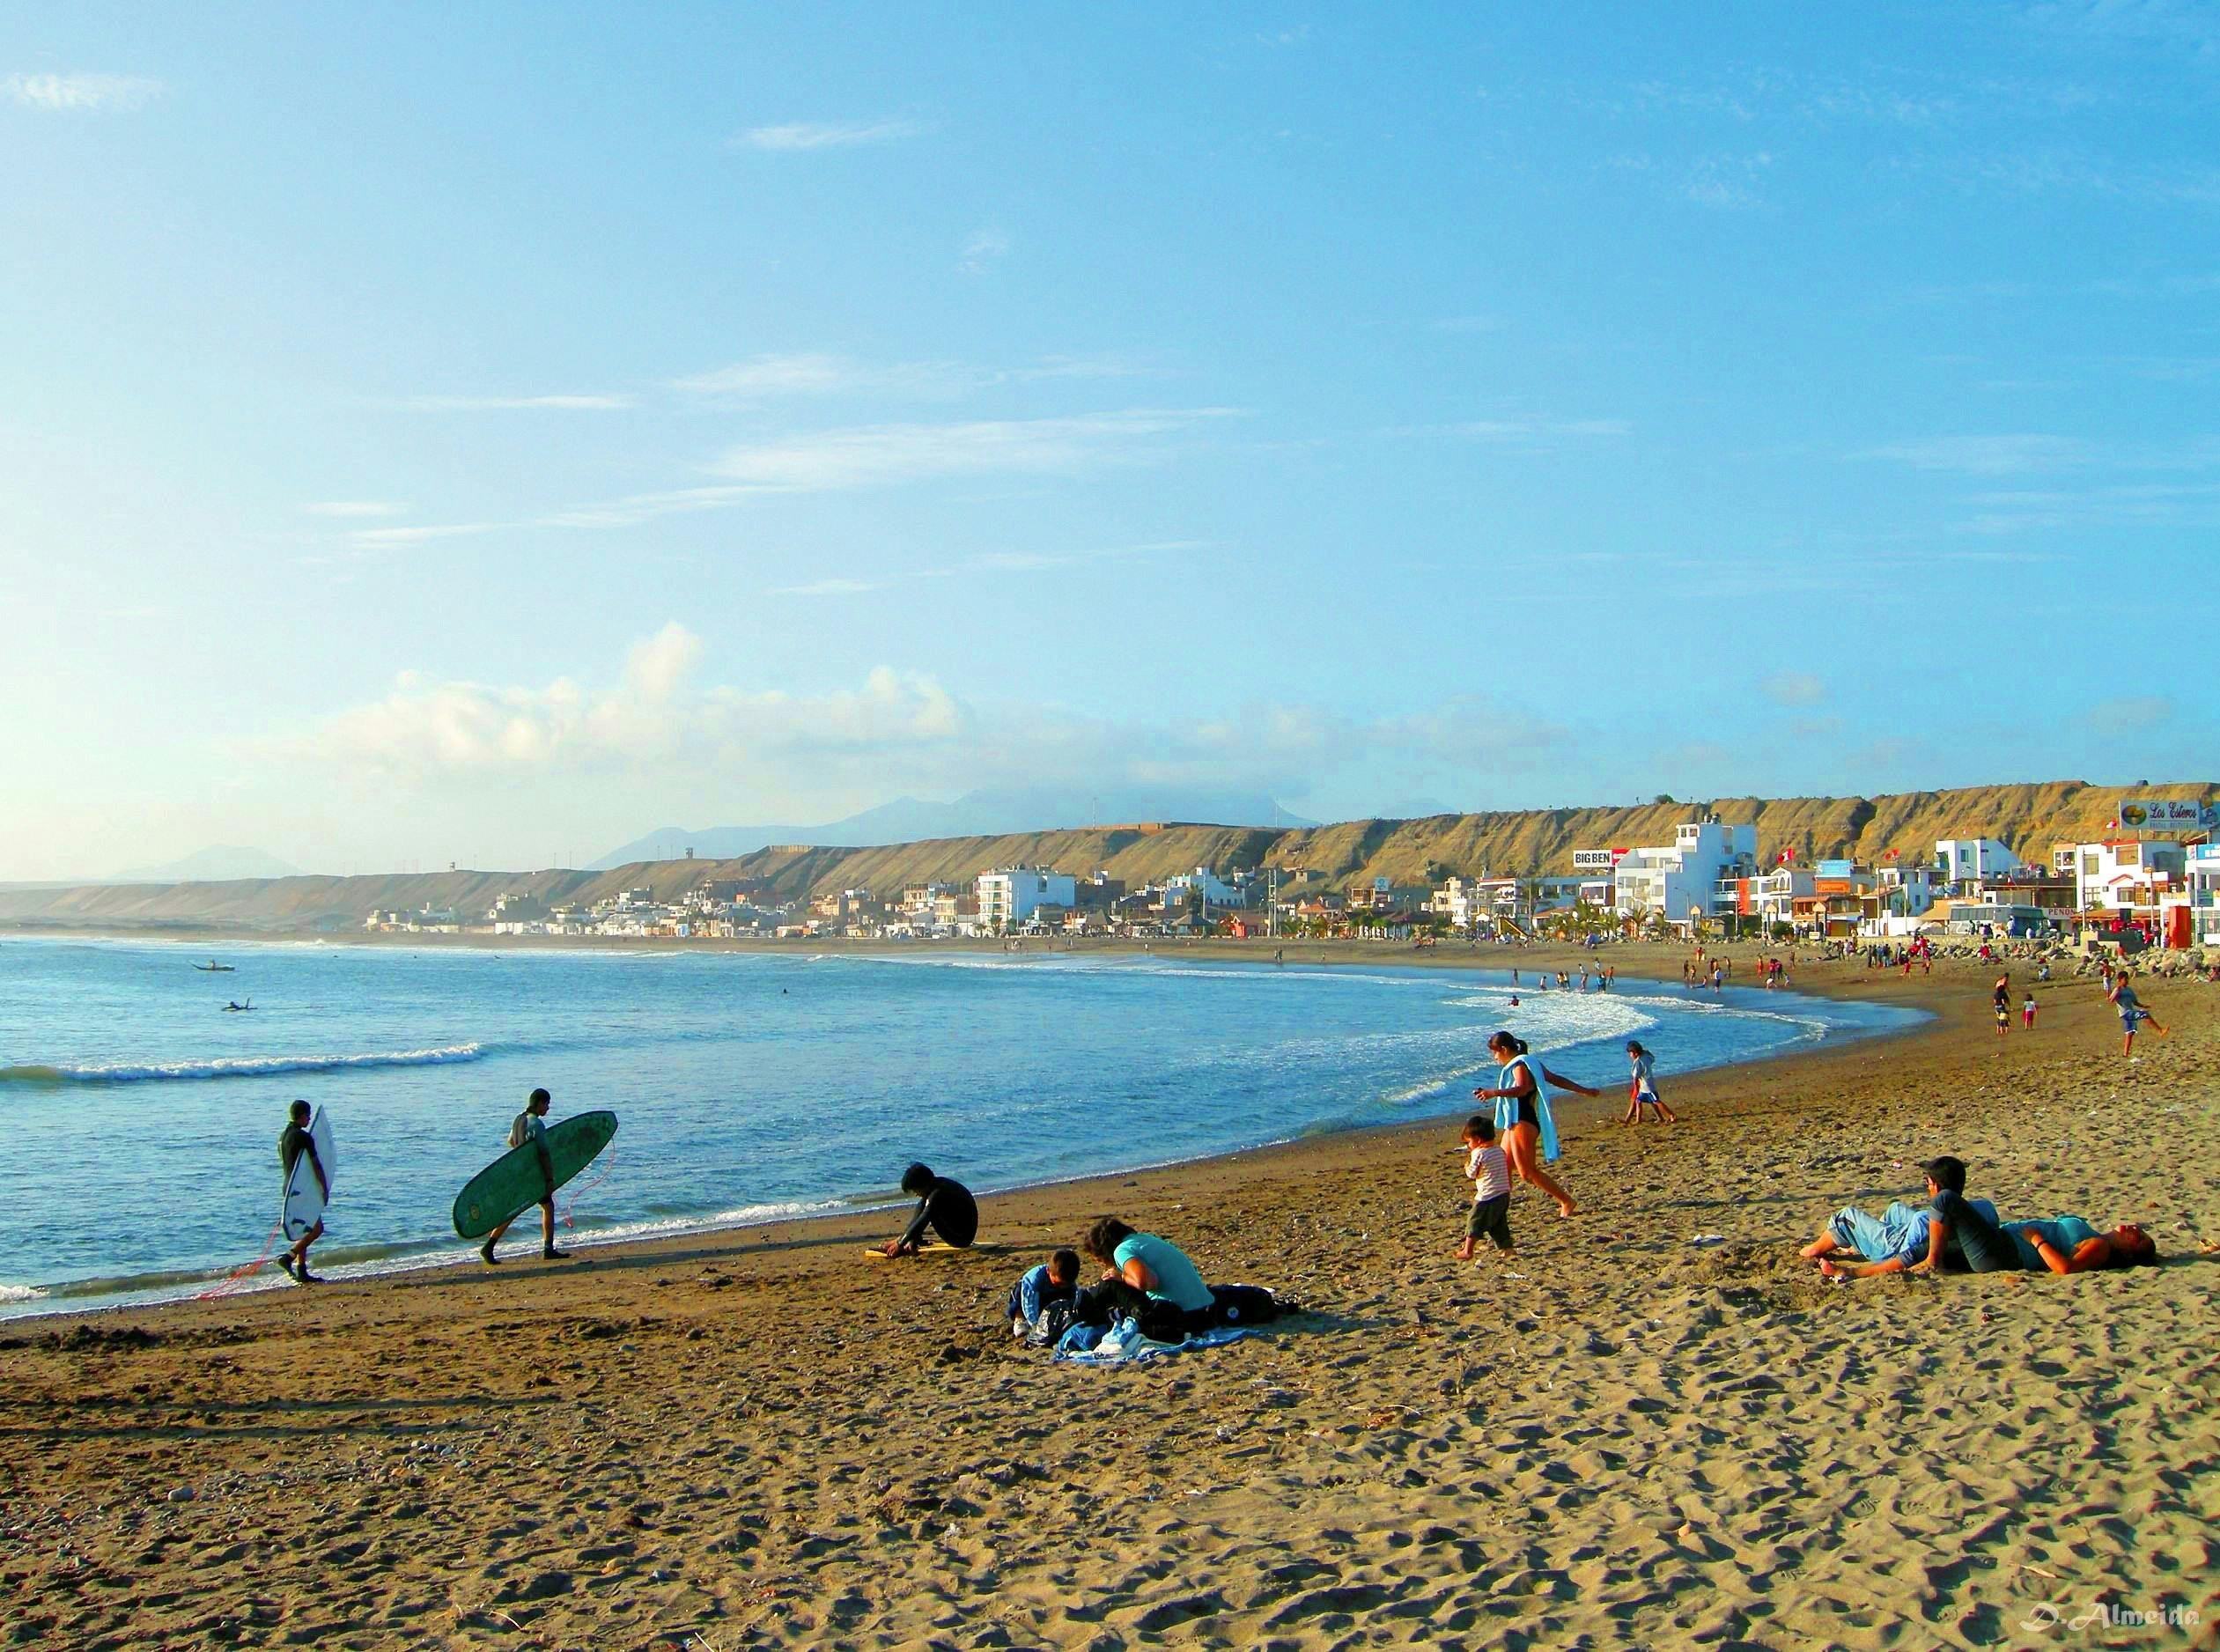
[2009,1217,2159,1274]
[1801,1157,2002,1278]
[881,1162,977,1257]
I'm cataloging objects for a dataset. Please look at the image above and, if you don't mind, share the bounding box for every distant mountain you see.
[113,845,303,884]
[591,789,1317,869]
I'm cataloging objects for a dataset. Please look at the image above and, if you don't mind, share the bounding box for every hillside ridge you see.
[2,779,2210,934]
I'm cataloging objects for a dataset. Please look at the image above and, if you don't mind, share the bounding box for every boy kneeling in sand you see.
[1456,1116,1513,1264]
[1008,1248,1081,1342]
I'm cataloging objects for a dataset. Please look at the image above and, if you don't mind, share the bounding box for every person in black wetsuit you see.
[277,1099,327,1284]
[881,1162,978,1257]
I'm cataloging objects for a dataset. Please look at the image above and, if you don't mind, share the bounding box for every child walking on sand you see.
[1456,1116,1513,1262]
[2022,992,2037,1030]
[1621,1040,1678,1124]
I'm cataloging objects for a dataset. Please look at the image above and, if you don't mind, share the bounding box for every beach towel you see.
[1499,1057,1561,1162]
[1053,1314,1253,1367]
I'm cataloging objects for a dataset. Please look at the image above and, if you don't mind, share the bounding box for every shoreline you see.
[7,945,2212,1649]
[2,945,1929,1324]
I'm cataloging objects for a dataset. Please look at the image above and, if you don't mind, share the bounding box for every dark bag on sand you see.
[1208,1283,1289,1327]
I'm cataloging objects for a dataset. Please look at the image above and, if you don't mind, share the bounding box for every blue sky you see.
[2,3,2214,877]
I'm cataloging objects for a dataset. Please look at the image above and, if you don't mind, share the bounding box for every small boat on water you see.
[193,962,235,972]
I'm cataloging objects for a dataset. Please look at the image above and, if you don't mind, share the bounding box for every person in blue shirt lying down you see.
[1800,1155,2010,1279]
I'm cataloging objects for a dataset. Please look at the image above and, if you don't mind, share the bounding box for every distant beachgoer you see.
[2022,993,2037,1030]
[1472,1031,1597,1218]
[1078,1216,1213,1341]
[1456,1115,1513,1262]
[1621,1040,1678,1125]
[481,1088,570,1265]
[881,1162,978,1257]
[2108,975,2167,1058]
[277,1099,327,1284]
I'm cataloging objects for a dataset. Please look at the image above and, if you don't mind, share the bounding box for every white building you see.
[2184,845,2220,948]
[1610,820,1759,926]
[2074,839,2187,920]
[1935,837,2022,889]
[977,867,1077,932]
[1163,866,1244,911]
[1877,863,1936,918]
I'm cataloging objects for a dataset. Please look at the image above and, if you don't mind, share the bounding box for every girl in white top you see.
[1621,1040,1678,1125]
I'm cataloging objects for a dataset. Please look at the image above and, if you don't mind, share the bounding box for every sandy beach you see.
[2,941,2214,1650]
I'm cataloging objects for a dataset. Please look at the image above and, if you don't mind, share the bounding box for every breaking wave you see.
[0,1044,490,1086]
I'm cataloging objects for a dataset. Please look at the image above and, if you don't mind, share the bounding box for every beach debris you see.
[1688,1235,1727,1246]
[166,1485,195,1502]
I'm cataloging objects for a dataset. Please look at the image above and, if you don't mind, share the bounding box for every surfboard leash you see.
[557,1147,618,1234]
[195,1217,285,1301]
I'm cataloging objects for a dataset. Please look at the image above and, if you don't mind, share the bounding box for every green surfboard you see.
[452,1110,619,1239]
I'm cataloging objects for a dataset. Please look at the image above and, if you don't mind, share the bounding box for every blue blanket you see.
[1052,1317,1253,1366]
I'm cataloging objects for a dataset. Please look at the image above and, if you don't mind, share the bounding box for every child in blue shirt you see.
[1008,1248,1080,1339]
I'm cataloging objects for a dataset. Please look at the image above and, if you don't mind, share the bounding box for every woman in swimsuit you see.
[1472,1031,1597,1217]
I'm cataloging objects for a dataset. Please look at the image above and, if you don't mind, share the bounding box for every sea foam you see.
[0,1044,489,1086]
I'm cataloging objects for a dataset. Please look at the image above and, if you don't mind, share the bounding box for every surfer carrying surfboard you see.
[278,1100,328,1283]
[479,1088,572,1265]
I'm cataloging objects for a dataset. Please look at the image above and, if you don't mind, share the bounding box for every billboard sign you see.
[1572,848,1626,871]
[2116,798,2214,831]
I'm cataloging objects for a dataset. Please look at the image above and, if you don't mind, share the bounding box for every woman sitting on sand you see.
[1078,1217,1215,1342]
[1472,1031,1597,1218]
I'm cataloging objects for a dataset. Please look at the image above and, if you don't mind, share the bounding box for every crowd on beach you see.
[261,943,2197,1367]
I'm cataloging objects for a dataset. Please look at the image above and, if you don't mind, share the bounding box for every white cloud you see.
[771,578,881,598]
[4,72,162,112]
[402,394,635,411]
[1684,151,1774,209]
[673,353,977,399]
[708,409,1236,491]
[734,119,925,151]
[274,624,1563,807]
[1864,434,2091,475]
[1452,417,1631,440]
[960,226,1012,274]
[282,623,966,778]
[305,500,408,518]
[2082,695,2173,736]
[348,522,503,548]
[1759,671,1827,707]
[674,351,1162,399]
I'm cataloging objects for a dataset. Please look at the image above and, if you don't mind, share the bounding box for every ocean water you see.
[0,938,1923,1316]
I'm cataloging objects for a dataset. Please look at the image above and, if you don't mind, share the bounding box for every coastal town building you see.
[1163,866,1246,912]
[977,867,1077,933]
[1607,819,1759,927]
[2073,839,2187,925]
[2183,845,2220,948]
[1934,837,2023,889]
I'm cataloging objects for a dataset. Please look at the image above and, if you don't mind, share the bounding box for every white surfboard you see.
[281,1108,336,1242]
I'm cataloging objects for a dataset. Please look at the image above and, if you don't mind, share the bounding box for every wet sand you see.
[2,945,2215,1650]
